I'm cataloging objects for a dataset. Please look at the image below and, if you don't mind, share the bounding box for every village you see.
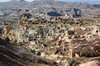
[0,10,100,66]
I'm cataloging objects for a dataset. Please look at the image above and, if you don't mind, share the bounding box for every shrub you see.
[68,58,79,66]
[5,37,10,42]
[31,50,36,54]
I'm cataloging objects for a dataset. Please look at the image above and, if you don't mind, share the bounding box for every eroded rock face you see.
[73,45,100,57]
[79,60,100,66]
[0,38,58,66]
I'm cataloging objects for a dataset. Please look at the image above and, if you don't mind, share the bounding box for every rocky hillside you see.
[0,38,58,66]
[1,13,100,66]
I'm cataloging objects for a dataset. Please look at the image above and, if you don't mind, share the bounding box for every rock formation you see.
[0,38,58,66]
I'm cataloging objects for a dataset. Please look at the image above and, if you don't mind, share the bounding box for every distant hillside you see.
[0,0,99,9]
[0,0,28,9]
